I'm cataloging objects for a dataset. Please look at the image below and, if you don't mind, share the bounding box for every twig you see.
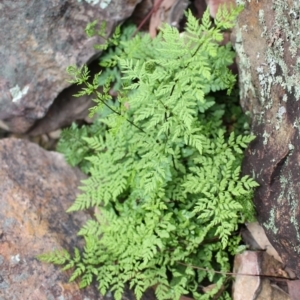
[178,261,295,282]
[132,0,164,37]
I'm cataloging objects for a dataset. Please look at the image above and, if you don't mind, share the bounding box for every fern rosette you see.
[39,7,258,300]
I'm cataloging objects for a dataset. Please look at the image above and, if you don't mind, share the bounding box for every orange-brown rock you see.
[0,138,101,299]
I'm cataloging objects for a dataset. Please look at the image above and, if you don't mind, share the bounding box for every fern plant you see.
[39,6,258,300]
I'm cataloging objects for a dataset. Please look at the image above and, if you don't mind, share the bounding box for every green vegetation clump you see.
[39,7,258,300]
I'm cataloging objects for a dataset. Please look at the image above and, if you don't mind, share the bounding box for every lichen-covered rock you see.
[233,1,300,277]
[0,0,141,134]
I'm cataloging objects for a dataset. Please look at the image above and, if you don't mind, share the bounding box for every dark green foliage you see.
[39,6,258,300]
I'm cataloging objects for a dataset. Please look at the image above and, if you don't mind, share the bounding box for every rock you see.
[26,67,96,137]
[0,0,142,134]
[288,280,300,300]
[0,138,102,299]
[233,0,300,278]
[232,251,261,300]
[245,222,282,263]
[232,251,290,300]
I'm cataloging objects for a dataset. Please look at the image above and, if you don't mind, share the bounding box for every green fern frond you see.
[40,5,257,300]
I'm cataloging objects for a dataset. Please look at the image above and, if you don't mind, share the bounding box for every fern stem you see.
[92,86,147,134]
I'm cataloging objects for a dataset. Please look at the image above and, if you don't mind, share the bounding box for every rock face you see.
[0,138,102,299]
[233,1,300,277]
[0,0,141,134]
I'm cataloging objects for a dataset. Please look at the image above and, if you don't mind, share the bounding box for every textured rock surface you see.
[0,138,102,299]
[232,251,290,300]
[232,251,261,300]
[0,0,141,134]
[233,1,300,277]
[27,64,99,137]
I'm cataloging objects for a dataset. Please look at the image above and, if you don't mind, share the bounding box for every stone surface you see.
[27,63,100,137]
[245,222,282,263]
[233,0,300,278]
[232,251,290,300]
[0,0,141,134]
[0,138,101,299]
[232,251,261,300]
[288,280,300,300]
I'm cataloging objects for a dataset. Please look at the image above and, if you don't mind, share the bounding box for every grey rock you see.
[0,0,141,133]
